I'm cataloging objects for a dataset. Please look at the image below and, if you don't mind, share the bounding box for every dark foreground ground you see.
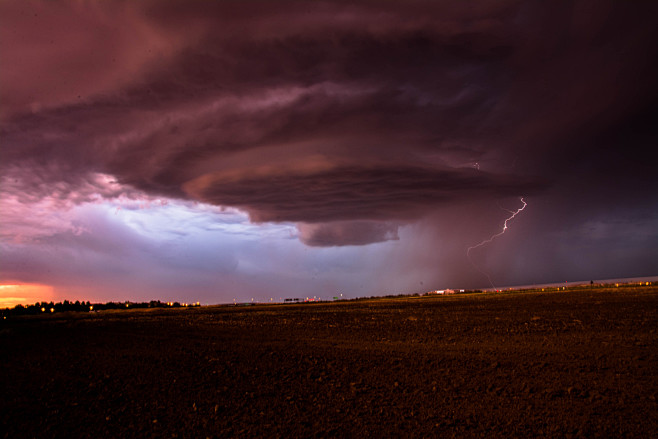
[2,287,657,438]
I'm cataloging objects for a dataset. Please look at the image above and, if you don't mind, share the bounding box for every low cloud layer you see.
[298,221,400,247]
[183,162,546,224]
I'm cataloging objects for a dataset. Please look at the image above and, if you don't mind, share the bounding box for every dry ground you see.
[2,286,657,438]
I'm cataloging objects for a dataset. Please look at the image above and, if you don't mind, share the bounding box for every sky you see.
[1,0,657,306]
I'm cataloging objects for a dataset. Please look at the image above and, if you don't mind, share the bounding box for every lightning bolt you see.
[467,197,527,288]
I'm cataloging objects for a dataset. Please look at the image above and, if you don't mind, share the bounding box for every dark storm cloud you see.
[183,163,545,223]
[1,0,657,247]
[298,221,399,247]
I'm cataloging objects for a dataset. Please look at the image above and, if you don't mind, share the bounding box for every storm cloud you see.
[298,221,400,247]
[1,1,656,301]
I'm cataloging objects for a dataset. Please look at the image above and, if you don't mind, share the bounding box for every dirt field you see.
[2,286,657,438]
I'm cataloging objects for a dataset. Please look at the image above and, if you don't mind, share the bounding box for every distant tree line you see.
[1,300,200,318]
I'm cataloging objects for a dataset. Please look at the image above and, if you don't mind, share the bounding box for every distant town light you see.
[50,308,54,313]
[41,307,45,312]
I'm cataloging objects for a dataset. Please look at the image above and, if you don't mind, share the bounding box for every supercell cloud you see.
[1,1,657,302]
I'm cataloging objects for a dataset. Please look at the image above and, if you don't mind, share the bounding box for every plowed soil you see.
[2,287,657,438]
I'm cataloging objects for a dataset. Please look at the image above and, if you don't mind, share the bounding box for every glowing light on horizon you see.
[0,284,55,308]
[467,197,527,288]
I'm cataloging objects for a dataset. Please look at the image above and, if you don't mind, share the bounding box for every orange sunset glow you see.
[0,284,54,308]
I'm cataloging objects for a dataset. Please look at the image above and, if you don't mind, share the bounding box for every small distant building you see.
[426,289,456,296]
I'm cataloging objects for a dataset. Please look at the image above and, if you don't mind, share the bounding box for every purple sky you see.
[1,0,657,305]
